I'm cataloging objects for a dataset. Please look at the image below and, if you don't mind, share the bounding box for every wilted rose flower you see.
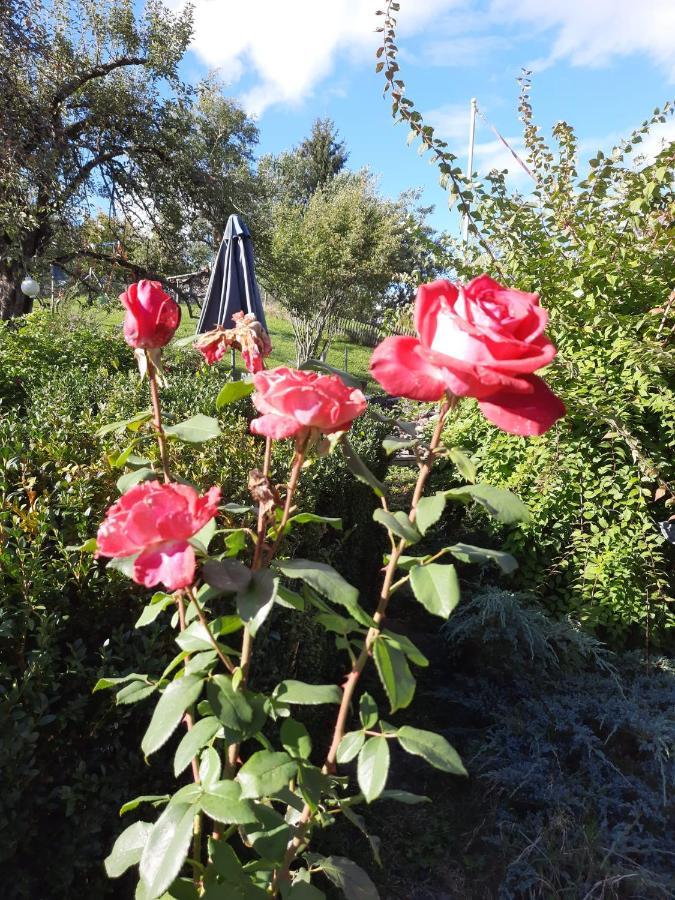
[194,312,272,373]
[120,280,181,350]
[96,481,220,591]
[370,275,565,436]
[250,367,367,441]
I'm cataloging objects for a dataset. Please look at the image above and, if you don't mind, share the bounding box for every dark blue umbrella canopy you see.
[197,215,267,334]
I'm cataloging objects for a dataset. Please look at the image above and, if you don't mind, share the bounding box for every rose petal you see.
[478,374,566,436]
[134,541,196,591]
[250,413,302,439]
[370,336,449,401]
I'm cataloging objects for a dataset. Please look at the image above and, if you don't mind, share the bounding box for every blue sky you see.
[175,0,675,233]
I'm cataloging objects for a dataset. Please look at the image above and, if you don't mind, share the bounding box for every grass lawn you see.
[92,300,376,386]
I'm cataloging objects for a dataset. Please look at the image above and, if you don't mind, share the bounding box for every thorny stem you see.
[176,593,202,882]
[275,397,455,887]
[186,585,235,673]
[265,436,309,565]
[148,355,171,483]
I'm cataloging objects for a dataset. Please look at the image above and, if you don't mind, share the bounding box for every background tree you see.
[258,171,406,363]
[0,0,259,318]
[258,117,348,207]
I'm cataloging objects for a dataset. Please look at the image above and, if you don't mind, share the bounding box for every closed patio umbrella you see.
[196,214,268,334]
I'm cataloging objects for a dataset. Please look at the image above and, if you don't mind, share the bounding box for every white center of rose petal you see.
[430,310,471,358]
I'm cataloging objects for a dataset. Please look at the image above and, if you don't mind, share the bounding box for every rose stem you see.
[227,435,307,775]
[275,396,454,887]
[148,356,171,483]
[177,592,202,880]
[186,585,235,673]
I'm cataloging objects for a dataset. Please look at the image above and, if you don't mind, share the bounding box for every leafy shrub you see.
[0,312,389,897]
[377,16,675,647]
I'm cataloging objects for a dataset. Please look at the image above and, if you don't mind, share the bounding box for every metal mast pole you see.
[461,97,478,245]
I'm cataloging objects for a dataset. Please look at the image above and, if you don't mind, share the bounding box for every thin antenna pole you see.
[462,97,478,245]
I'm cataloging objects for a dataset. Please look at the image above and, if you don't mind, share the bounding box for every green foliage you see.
[377,10,675,646]
[259,171,408,363]
[0,0,259,315]
[0,312,397,897]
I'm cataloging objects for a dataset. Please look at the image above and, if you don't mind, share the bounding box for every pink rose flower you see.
[250,367,367,440]
[96,481,221,590]
[121,280,181,349]
[370,275,565,436]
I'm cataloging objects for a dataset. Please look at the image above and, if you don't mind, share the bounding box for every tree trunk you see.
[0,259,32,319]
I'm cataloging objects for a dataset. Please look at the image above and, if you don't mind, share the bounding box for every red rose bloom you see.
[96,481,220,590]
[121,280,181,349]
[250,367,367,440]
[370,275,565,436]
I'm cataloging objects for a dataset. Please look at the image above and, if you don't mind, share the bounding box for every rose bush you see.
[370,275,565,436]
[249,366,367,440]
[121,279,181,349]
[93,276,562,899]
[96,481,221,590]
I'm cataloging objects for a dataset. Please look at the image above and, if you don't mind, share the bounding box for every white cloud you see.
[491,0,675,79]
[179,0,462,115]
[424,102,471,140]
[177,0,675,115]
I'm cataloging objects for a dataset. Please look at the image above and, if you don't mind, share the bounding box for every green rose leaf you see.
[357,737,390,803]
[236,570,277,637]
[445,483,530,524]
[318,855,380,900]
[201,560,251,594]
[139,803,196,898]
[164,414,222,443]
[104,820,153,878]
[117,467,157,493]
[206,675,265,738]
[382,436,418,455]
[382,630,429,667]
[359,693,378,730]
[336,730,365,764]
[116,680,156,705]
[372,637,416,713]
[285,512,342,531]
[448,447,477,483]
[198,746,221,789]
[273,559,372,627]
[280,718,312,759]
[216,380,254,409]
[274,680,342,706]
[448,542,518,574]
[141,674,204,757]
[372,508,420,545]
[341,438,387,498]
[409,563,460,619]
[415,491,446,536]
[119,795,169,816]
[136,593,175,628]
[243,803,292,863]
[174,715,221,777]
[199,780,258,825]
[397,726,467,776]
[379,789,431,804]
[237,750,297,799]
